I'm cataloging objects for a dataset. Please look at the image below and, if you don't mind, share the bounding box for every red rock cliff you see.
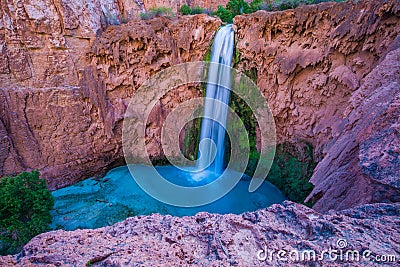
[234,0,400,212]
[0,3,221,189]
[0,0,399,213]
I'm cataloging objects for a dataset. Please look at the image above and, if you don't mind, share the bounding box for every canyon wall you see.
[234,0,400,212]
[0,0,399,212]
[0,0,220,189]
[1,1,399,264]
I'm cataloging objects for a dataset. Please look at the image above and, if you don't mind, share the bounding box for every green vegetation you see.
[226,91,259,175]
[150,157,171,166]
[204,49,212,62]
[182,117,202,161]
[212,0,347,23]
[260,0,346,11]
[180,71,315,206]
[215,0,253,23]
[203,35,215,63]
[233,45,241,66]
[140,7,175,20]
[142,1,347,23]
[180,4,192,15]
[224,90,315,206]
[266,142,315,206]
[179,5,209,15]
[215,6,234,23]
[0,170,54,255]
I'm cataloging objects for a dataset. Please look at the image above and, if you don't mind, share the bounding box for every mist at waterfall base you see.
[51,25,285,231]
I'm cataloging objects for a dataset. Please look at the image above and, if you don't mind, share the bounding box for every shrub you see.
[0,170,54,255]
[179,5,207,15]
[249,0,265,12]
[191,6,207,14]
[224,89,315,206]
[179,4,192,15]
[213,0,347,22]
[226,0,251,15]
[266,142,315,206]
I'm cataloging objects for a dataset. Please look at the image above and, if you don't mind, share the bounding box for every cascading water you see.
[197,25,234,175]
[51,26,285,231]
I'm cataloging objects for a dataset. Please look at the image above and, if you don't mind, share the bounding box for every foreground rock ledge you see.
[1,201,399,266]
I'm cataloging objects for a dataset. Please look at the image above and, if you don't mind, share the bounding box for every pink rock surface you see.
[306,47,400,212]
[1,201,399,266]
[234,0,400,212]
[0,15,220,190]
[0,0,399,241]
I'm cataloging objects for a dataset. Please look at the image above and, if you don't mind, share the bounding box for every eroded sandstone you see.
[234,0,400,212]
[0,0,399,265]
[0,0,399,210]
[0,201,399,266]
[0,13,220,189]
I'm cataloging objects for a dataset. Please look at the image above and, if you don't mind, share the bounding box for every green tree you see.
[226,0,251,15]
[249,0,264,12]
[215,5,234,23]
[192,6,206,14]
[179,5,206,15]
[0,170,54,255]
[179,4,192,15]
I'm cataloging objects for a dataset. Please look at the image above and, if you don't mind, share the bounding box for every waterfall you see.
[197,25,234,175]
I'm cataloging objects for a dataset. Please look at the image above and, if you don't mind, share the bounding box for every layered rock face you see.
[234,0,400,212]
[0,0,399,265]
[0,3,220,189]
[1,201,399,266]
[0,0,399,210]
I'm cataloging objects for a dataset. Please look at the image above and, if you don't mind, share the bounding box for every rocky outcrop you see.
[0,0,399,265]
[1,201,399,266]
[0,0,145,90]
[1,0,399,211]
[0,12,220,189]
[305,47,400,212]
[234,0,400,212]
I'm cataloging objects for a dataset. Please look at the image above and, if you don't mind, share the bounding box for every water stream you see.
[51,26,285,231]
[197,24,234,175]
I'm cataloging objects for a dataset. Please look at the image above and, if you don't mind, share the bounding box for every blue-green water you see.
[51,165,285,230]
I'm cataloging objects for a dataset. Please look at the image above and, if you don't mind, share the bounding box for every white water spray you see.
[197,25,234,175]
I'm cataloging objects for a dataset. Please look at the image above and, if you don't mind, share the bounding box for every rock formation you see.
[0,5,220,189]
[0,0,399,214]
[1,0,399,209]
[1,201,399,266]
[0,0,399,265]
[234,0,400,212]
